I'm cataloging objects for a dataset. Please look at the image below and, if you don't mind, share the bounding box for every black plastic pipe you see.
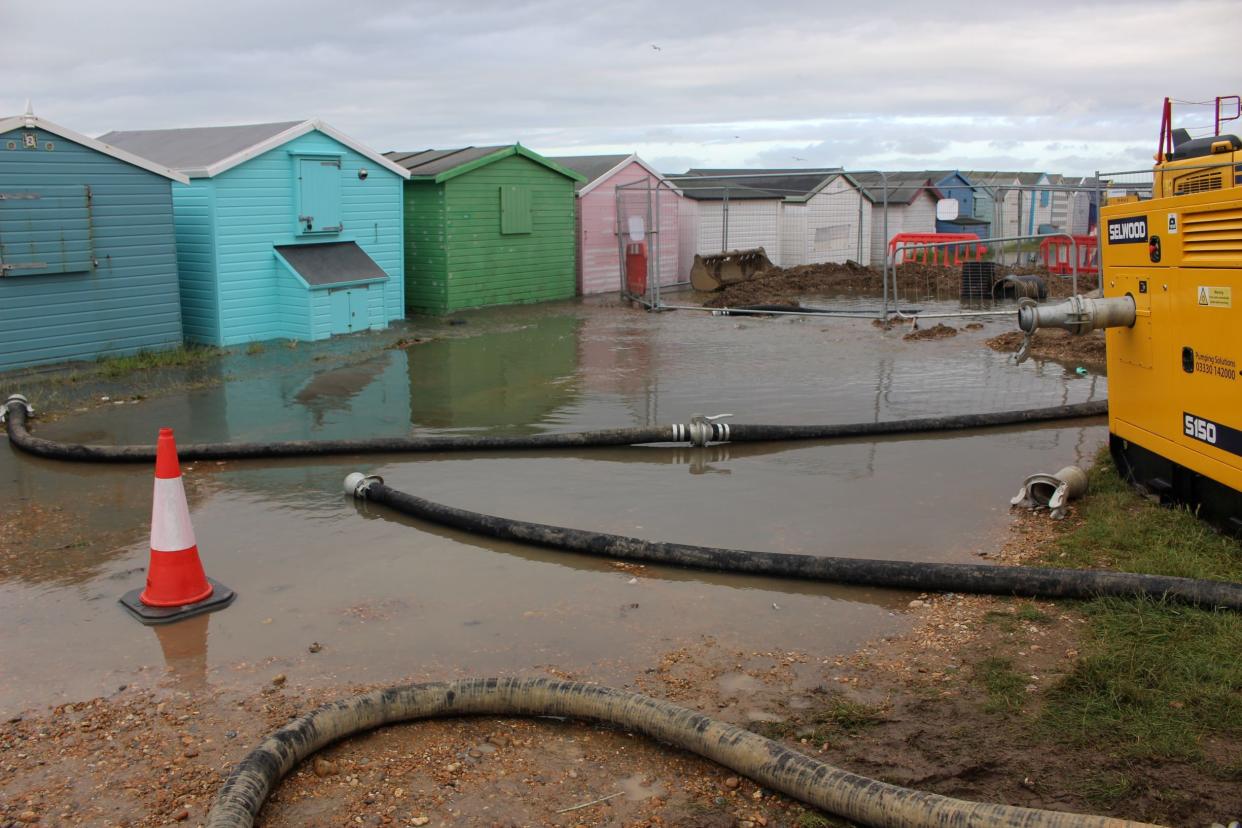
[207,677,1159,828]
[345,475,1242,611]
[2,394,1108,463]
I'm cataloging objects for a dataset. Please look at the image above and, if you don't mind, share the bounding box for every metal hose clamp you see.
[343,472,384,499]
[686,413,733,447]
[1,393,34,424]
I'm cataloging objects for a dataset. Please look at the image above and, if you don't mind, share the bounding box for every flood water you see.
[0,296,1107,715]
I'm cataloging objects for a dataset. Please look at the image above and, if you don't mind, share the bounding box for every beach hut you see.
[384,145,584,314]
[669,169,871,268]
[100,120,409,346]
[0,109,187,372]
[850,173,941,265]
[547,153,683,295]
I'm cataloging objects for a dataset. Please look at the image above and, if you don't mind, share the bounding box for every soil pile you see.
[986,329,1107,369]
[903,323,959,341]
[700,261,1096,308]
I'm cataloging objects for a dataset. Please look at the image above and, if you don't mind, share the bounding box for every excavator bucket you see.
[689,248,774,292]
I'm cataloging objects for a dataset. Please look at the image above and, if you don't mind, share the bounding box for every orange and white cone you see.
[120,428,235,625]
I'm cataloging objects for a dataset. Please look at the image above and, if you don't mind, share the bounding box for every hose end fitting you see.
[1010,465,1088,519]
[686,413,734,447]
[344,472,383,499]
[1,393,33,424]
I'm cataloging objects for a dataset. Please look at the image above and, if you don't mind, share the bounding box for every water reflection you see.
[151,613,211,690]
[407,316,582,430]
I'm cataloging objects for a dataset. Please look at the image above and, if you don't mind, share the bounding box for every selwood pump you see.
[1016,95,1242,533]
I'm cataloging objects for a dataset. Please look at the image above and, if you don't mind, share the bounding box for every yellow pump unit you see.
[1019,96,1242,533]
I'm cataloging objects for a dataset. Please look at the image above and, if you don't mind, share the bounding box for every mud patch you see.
[986,330,1107,370]
[903,323,958,341]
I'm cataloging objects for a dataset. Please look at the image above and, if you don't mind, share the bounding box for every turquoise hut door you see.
[297,158,342,234]
[328,286,368,334]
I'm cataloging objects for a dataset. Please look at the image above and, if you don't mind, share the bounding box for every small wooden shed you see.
[851,173,941,265]
[101,119,409,346]
[0,110,187,372]
[384,145,584,314]
[548,153,683,295]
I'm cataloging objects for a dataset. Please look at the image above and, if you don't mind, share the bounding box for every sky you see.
[3,0,1239,176]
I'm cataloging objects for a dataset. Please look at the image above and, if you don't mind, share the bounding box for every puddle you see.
[0,297,1107,715]
[617,772,666,801]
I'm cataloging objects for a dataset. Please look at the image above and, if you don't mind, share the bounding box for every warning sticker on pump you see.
[1197,286,1232,308]
[1184,412,1242,457]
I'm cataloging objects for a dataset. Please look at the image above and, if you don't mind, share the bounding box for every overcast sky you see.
[4,0,1238,175]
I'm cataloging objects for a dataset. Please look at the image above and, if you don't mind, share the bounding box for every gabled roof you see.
[849,172,941,205]
[546,153,677,196]
[0,112,188,184]
[383,144,585,184]
[98,119,411,180]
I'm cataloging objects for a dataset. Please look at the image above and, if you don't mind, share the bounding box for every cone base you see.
[119,577,236,626]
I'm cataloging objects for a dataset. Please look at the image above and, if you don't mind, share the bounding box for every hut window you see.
[500,185,532,235]
[295,157,343,234]
[0,186,93,277]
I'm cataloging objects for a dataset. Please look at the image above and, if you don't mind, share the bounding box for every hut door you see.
[328,286,368,334]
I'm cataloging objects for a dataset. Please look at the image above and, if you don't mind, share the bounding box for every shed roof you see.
[670,168,845,201]
[0,112,188,184]
[99,119,410,180]
[383,144,585,184]
[547,153,679,197]
[849,172,940,205]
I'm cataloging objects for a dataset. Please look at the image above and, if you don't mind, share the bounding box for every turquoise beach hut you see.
[0,109,187,372]
[101,120,410,346]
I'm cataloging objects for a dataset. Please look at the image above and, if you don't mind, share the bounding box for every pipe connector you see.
[1017,294,1136,336]
[1010,465,1088,519]
[1,393,34,424]
[343,472,383,499]
[685,413,733,447]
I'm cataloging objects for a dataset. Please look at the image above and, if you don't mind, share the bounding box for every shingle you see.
[546,154,631,190]
[99,121,303,172]
[383,146,509,177]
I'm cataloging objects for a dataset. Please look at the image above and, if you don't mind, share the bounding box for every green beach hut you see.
[384,145,584,314]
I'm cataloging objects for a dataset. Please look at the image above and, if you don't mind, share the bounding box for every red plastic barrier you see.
[1039,236,1098,276]
[889,233,986,266]
[625,241,648,296]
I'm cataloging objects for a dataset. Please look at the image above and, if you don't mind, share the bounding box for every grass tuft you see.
[976,656,1027,713]
[96,345,222,379]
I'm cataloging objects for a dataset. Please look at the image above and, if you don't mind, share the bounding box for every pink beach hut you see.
[549,154,683,295]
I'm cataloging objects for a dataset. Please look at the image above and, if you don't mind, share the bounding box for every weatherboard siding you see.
[402,153,577,315]
[577,161,682,294]
[171,181,220,343]
[696,199,781,259]
[207,130,404,345]
[0,126,182,372]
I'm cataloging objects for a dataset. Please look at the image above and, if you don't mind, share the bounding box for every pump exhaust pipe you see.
[1014,295,1136,363]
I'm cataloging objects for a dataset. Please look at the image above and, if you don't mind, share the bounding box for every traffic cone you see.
[120,428,235,625]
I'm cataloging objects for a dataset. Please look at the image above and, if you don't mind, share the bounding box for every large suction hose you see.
[207,677,1159,828]
[345,475,1242,610]
[2,394,1107,463]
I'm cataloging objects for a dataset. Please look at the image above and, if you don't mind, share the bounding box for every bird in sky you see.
[651,44,662,51]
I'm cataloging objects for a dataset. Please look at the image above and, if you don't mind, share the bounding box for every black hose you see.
[2,394,1107,463]
[207,677,1160,828]
[347,475,1242,611]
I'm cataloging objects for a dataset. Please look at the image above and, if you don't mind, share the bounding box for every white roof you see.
[0,113,190,184]
[99,119,411,180]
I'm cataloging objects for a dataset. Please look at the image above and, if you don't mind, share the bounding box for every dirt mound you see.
[986,329,1106,369]
[903,323,958,341]
[700,261,1095,308]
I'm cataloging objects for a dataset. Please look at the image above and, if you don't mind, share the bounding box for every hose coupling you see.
[343,472,384,499]
[684,413,733,447]
[1014,294,1136,364]
[1,393,33,424]
[1010,465,1088,519]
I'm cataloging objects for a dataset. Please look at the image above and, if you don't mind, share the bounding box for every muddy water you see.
[0,299,1106,715]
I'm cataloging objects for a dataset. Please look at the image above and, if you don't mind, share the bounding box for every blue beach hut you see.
[101,120,410,346]
[0,109,187,372]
